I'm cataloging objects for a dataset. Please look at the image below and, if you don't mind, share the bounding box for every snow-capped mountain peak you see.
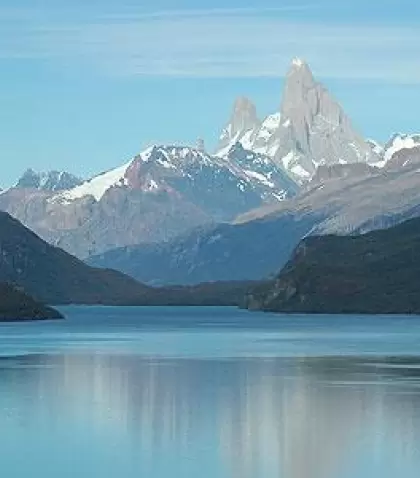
[52,144,297,209]
[217,97,260,156]
[292,57,305,68]
[215,58,380,183]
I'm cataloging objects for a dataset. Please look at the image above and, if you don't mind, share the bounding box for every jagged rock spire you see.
[217,96,260,152]
[276,58,377,178]
[215,58,380,183]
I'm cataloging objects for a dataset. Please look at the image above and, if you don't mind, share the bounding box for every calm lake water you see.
[1,306,420,478]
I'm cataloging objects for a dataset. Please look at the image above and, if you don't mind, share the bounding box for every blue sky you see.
[1,0,420,187]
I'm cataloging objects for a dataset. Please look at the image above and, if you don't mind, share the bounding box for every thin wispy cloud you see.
[1,5,420,83]
[100,5,319,21]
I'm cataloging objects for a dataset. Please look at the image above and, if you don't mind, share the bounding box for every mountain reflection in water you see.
[1,353,420,478]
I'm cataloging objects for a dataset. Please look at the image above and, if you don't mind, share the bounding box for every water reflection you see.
[1,354,420,477]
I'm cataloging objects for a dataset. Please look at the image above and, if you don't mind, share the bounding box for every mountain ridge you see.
[0,210,155,304]
[14,169,83,192]
[88,152,420,285]
[0,144,297,258]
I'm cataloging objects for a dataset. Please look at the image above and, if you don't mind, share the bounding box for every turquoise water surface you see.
[1,306,420,478]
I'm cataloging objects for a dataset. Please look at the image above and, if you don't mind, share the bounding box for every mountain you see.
[0,211,156,304]
[15,169,83,191]
[0,210,263,308]
[308,163,376,186]
[88,214,318,285]
[89,151,420,285]
[245,217,420,314]
[383,133,420,170]
[216,58,380,183]
[0,145,297,258]
[0,59,413,264]
[367,139,384,157]
[218,97,261,152]
[0,283,63,321]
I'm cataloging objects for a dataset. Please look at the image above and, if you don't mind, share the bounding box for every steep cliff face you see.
[218,97,261,152]
[216,59,380,183]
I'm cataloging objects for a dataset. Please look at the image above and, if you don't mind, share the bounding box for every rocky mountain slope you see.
[0,283,63,321]
[0,145,297,258]
[89,153,420,285]
[88,214,316,286]
[216,58,380,183]
[245,217,420,314]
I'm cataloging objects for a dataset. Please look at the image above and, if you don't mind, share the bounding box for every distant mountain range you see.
[245,217,420,314]
[88,157,420,285]
[0,144,297,258]
[1,58,419,278]
[0,210,257,310]
[15,169,83,192]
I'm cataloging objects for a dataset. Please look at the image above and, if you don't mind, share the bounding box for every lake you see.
[1,306,420,478]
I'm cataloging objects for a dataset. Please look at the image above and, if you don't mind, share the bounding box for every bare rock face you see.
[218,97,260,153]
[275,59,378,178]
[216,59,379,183]
[309,163,376,187]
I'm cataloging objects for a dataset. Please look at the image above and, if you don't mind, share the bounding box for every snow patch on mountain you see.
[292,57,305,67]
[243,170,275,188]
[139,146,155,162]
[384,134,420,162]
[57,161,131,203]
[367,139,384,157]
